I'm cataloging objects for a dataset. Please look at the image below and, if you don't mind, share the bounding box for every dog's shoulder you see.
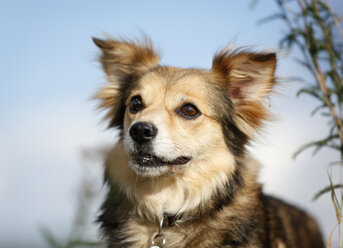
[260,195,325,248]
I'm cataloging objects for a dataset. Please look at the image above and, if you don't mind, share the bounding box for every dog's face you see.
[123,68,230,176]
[94,37,276,177]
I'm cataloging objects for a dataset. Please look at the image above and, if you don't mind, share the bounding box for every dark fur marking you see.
[213,166,245,212]
[97,183,132,248]
[159,163,245,228]
[221,115,248,156]
[162,213,178,227]
[258,190,272,247]
[108,74,141,132]
[93,37,115,50]
[214,93,249,156]
[250,53,276,63]
[222,216,259,246]
[214,163,258,246]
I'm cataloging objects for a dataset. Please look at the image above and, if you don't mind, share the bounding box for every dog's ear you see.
[93,37,160,126]
[211,49,277,135]
[93,37,160,84]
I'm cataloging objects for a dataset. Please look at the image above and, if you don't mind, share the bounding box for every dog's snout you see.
[129,122,158,144]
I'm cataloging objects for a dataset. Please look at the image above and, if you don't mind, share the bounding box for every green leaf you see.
[311,104,326,115]
[257,13,286,25]
[249,0,259,9]
[328,160,343,167]
[296,86,321,100]
[280,33,296,50]
[321,111,331,117]
[329,124,339,136]
[308,23,319,56]
[294,58,313,72]
[313,183,343,201]
[327,144,342,151]
[293,134,339,159]
[39,226,63,248]
[327,171,341,218]
[317,1,330,12]
[285,76,305,83]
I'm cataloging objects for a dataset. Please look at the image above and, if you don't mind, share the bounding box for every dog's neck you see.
[105,143,259,223]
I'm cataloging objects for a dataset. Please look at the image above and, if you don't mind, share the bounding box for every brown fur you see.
[93,36,324,248]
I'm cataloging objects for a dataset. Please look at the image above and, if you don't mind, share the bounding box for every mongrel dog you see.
[93,36,324,248]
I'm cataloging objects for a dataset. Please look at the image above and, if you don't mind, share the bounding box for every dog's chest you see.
[124,220,189,248]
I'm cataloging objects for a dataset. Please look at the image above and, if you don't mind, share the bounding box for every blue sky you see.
[1,0,342,247]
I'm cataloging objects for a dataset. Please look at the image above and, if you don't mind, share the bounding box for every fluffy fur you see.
[93,36,324,248]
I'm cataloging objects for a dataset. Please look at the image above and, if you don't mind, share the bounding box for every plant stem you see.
[297,0,343,146]
[340,222,342,248]
[324,0,343,41]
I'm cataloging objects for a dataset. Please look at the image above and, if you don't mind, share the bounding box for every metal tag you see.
[151,233,166,248]
[151,218,166,248]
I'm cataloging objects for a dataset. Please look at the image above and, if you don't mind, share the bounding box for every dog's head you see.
[94,37,276,177]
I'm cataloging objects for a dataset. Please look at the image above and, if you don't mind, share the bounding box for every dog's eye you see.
[130,96,144,113]
[178,103,201,119]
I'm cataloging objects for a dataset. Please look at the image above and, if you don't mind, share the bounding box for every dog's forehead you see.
[136,67,211,99]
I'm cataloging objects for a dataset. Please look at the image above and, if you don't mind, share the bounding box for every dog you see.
[92,36,324,248]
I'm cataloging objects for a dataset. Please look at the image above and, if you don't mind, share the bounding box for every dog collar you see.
[151,213,196,247]
[150,214,181,247]
[162,213,178,227]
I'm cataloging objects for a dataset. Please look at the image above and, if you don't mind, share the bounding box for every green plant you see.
[256,0,343,246]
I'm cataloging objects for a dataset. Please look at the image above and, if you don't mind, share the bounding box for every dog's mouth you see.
[131,152,191,167]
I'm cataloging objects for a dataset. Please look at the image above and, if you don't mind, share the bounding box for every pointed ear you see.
[93,37,160,84]
[93,37,160,127]
[212,49,277,134]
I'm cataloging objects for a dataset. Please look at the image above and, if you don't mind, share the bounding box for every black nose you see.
[129,122,158,144]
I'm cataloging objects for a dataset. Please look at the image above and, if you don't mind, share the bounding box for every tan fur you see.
[212,50,277,137]
[105,148,261,247]
[93,37,160,80]
[93,37,160,125]
[94,37,324,248]
[106,141,235,221]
